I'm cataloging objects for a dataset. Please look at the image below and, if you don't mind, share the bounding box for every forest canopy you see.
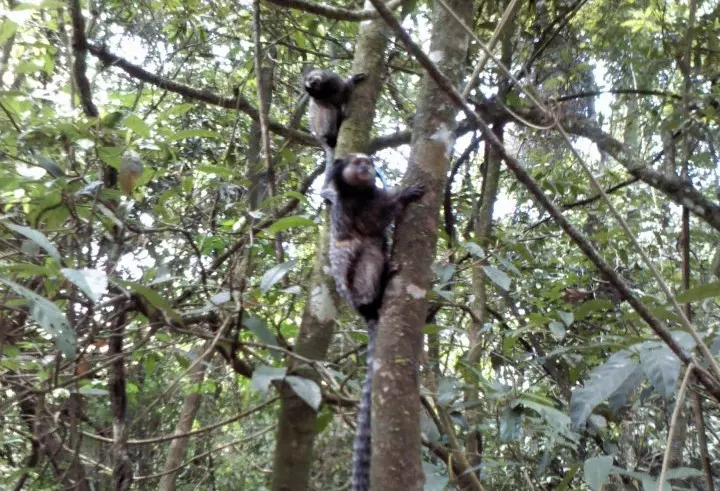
[1,0,719,490]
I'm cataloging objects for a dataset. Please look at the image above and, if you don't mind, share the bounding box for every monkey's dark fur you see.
[321,154,424,491]
[303,69,366,154]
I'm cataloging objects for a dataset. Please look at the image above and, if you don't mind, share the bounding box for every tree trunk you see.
[158,343,214,491]
[270,3,393,489]
[371,1,474,489]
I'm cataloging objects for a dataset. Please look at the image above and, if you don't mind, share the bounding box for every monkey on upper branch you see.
[303,69,366,169]
[321,154,424,491]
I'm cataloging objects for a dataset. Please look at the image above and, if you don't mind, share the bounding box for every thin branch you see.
[263,0,402,21]
[87,44,315,146]
[657,365,694,490]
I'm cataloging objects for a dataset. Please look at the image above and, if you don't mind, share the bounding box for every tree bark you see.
[270,3,393,489]
[371,1,474,489]
[158,343,214,491]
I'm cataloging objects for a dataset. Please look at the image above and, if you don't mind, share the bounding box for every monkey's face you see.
[341,154,376,188]
[304,70,325,92]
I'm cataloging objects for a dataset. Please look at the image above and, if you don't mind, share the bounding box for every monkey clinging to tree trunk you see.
[321,154,424,491]
[303,69,366,172]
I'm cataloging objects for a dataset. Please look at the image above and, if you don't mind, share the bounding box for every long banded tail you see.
[351,320,376,491]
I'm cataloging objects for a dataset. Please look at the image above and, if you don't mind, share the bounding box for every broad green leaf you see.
[570,351,638,428]
[638,343,680,400]
[0,278,75,359]
[260,261,296,292]
[483,266,510,290]
[112,279,183,322]
[251,366,286,393]
[608,366,644,413]
[34,154,65,177]
[2,222,61,262]
[124,114,151,137]
[0,262,55,277]
[285,375,322,410]
[499,406,523,442]
[61,268,108,303]
[549,321,566,340]
[242,314,278,347]
[0,20,18,44]
[558,311,573,326]
[267,216,315,235]
[675,282,720,303]
[463,241,485,258]
[583,455,613,491]
[315,407,334,433]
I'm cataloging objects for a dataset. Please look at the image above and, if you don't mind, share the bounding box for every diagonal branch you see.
[263,0,402,21]
[87,44,315,146]
[367,0,720,402]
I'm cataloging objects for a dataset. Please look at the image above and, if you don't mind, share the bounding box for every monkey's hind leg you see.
[348,247,386,314]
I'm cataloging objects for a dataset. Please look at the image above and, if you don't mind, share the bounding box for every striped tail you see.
[351,320,376,491]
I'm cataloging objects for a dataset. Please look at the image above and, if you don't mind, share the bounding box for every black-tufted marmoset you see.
[321,153,424,491]
[303,69,366,167]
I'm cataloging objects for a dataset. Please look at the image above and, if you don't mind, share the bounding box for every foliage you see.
[0,0,719,489]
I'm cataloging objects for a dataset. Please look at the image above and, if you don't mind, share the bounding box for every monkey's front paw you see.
[352,72,368,83]
[404,184,425,201]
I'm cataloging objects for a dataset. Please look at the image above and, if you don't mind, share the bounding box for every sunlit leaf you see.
[483,266,510,290]
[2,222,61,262]
[61,268,108,303]
[675,282,720,303]
[260,261,296,292]
[285,375,322,410]
[583,455,613,491]
[267,216,315,234]
[251,365,286,394]
[0,278,75,359]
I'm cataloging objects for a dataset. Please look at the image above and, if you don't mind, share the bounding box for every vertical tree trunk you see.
[158,343,214,491]
[270,2,393,489]
[371,1,474,489]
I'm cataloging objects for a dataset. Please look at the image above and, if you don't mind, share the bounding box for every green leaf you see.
[570,351,639,428]
[638,342,680,400]
[124,114,151,137]
[285,375,322,410]
[0,278,76,359]
[112,279,183,322]
[242,314,278,347]
[558,311,573,326]
[0,262,56,277]
[549,321,566,340]
[34,154,66,177]
[499,406,523,442]
[167,129,223,141]
[462,241,485,258]
[267,216,315,235]
[260,261,296,292]
[583,455,613,491]
[675,282,720,303]
[251,365,286,393]
[61,268,108,303]
[483,265,511,290]
[0,20,18,44]
[2,222,61,262]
